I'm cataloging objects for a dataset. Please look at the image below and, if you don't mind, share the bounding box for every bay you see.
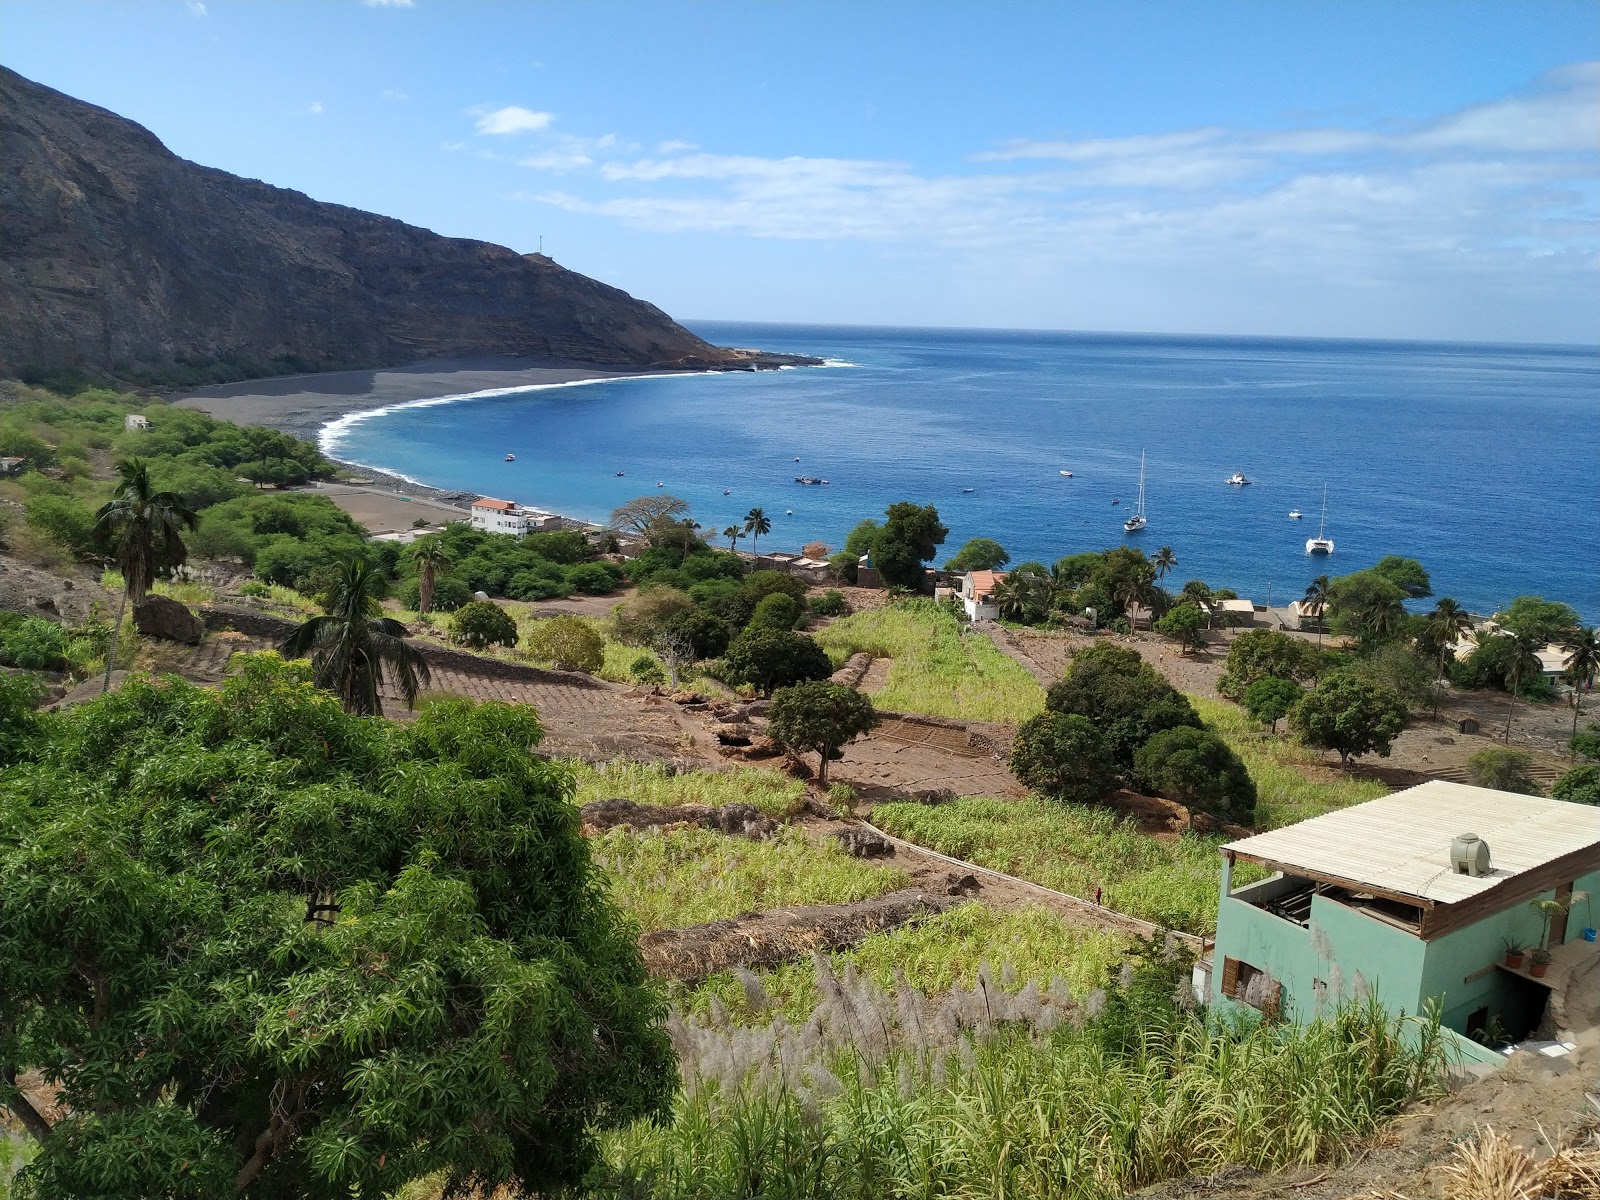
[323,322,1600,621]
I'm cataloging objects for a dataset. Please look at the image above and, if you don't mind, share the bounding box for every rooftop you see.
[964,569,1006,599]
[1224,780,1600,906]
[472,497,516,511]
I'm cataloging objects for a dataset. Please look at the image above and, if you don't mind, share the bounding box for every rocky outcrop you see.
[132,594,203,644]
[0,67,814,379]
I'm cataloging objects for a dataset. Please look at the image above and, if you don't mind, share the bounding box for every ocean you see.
[323,323,1600,622]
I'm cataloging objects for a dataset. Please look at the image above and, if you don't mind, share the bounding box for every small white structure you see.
[1214,598,1257,627]
[1287,598,1325,631]
[959,570,1006,621]
[470,497,530,536]
[124,414,150,431]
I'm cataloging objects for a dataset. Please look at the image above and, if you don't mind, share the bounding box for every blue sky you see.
[4,1,1597,343]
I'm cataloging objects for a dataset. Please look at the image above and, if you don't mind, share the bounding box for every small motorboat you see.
[962,487,975,493]
[723,488,731,495]
[785,509,793,515]
[1059,470,1073,477]
[1112,498,1120,505]
[1225,471,1251,486]
[505,453,515,462]
[794,476,830,485]
[794,457,801,462]
[656,481,664,487]
[1289,510,1303,520]
[614,471,625,477]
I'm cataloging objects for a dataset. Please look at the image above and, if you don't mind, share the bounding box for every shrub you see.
[1572,723,1600,763]
[742,570,809,604]
[943,537,1010,572]
[237,580,271,598]
[1154,603,1207,653]
[504,564,572,601]
[399,573,471,612]
[611,586,694,645]
[1218,628,1321,699]
[1551,763,1600,805]
[809,589,847,616]
[451,600,518,650]
[1289,673,1409,764]
[566,560,624,595]
[721,628,833,696]
[525,615,605,673]
[1134,726,1257,824]
[1010,711,1118,805]
[629,653,667,685]
[768,681,878,786]
[749,591,803,632]
[1243,676,1305,732]
[1465,749,1542,795]
[1046,643,1200,769]
[0,616,71,671]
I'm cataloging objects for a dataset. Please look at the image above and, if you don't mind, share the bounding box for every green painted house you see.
[1208,781,1600,1064]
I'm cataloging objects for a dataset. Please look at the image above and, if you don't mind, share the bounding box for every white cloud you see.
[185,1,207,15]
[474,105,554,135]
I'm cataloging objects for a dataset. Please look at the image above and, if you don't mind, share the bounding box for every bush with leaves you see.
[720,628,833,696]
[1133,726,1257,825]
[943,537,1010,572]
[767,681,878,786]
[748,591,804,632]
[1009,711,1118,805]
[742,570,809,605]
[611,586,695,646]
[1242,676,1304,732]
[1551,763,1600,805]
[0,615,70,671]
[451,600,519,650]
[0,658,673,1200]
[1464,749,1542,796]
[1572,723,1600,763]
[1288,672,1409,764]
[809,589,848,617]
[628,653,667,686]
[399,572,472,613]
[1153,603,1207,654]
[658,607,732,661]
[524,616,605,674]
[1045,643,1200,769]
[1218,628,1322,699]
[565,560,624,596]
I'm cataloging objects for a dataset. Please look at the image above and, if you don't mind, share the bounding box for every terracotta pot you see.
[1529,961,1548,978]
[1504,951,1524,968]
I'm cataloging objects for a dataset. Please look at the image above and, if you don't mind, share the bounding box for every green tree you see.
[873,502,948,590]
[1153,603,1207,655]
[748,591,803,632]
[1302,574,1331,655]
[0,659,673,1200]
[1327,570,1407,647]
[1499,595,1580,644]
[722,524,742,551]
[279,557,431,716]
[944,537,1010,572]
[409,538,453,619]
[610,494,691,538]
[843,519,881,558]
[610,586,695,646]
[742,570,809,604]
[1551,763,1600,805]
[743,506,772,552]
[767,680,878,786]
[1561,626,1599,758]
[1346,642,1436,713]
[1495,632,1543,743]
[1243,676,1304,733]
[721,628,833,696]
[1133,726,1257,825]
[24,493,100,555]
[1370,555,1432,599]
[1464,748,1541,795]
[1217,628,1321,699]
[1288,673,1409,765]
[991,571,1051,624]
[1045,643,1200,769]
[451,600,519,650]
[1152,545,1177,581]
[1572,722,1600,763]
[1424,598,1473,715]
[525,615,605,673]
[93,457,199,692]
[1009,712,1118,805]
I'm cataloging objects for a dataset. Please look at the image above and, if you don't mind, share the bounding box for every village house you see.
[1208,781,1600,1065]
[0,456,25,477]
[124,413,150,431]
[468,497,551,536]
[1286,596,1325,631]
[959,570,1006,621]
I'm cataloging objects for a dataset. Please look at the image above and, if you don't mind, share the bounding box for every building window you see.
[1221,955,1282,1015]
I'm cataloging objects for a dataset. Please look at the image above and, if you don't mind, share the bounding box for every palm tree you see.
[1561,626,1600,758]
[992,572,1048,623]
[1498,632,1542,744]
[1116,575,1157,630]
[279,557,431,716]
[723,525,743,552]
[1424,598,1473,716]
[743,507,771,552]
[93,458,198,692]
[1152,546,1176,581]
[1303,575,1331,653]
[408,540,452,621]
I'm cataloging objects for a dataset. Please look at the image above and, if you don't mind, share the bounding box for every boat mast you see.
[1137,450,1146,517]
[1316,484,1327,539]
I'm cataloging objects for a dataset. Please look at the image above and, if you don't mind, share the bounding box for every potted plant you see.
[1502,937,1526,969]
[1529,947,1551,978]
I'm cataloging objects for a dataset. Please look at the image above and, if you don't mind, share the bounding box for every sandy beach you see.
[173,356,680,439]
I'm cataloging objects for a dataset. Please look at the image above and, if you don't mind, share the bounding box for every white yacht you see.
[1225,471,1251,485]
[1123,450,1148,533]
[1305,486,1334,555]
[1288,510,1303,520]
[504,453,515,462]
[1059,469,1073,477]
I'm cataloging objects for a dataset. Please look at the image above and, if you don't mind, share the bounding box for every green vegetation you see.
[1045,642,1200,768]
[1134,725,1257,824]
[1552,763,1599,805]
[682,903,1132,1024]
[449,598,519,650]
[566,760,808,820]
[1154,600,1207,653]
[943,536,1009,571]
[766,680,878,785]
[1010,711,1118,804]
[524,612,605,672]
[816,599,1045,722]
[1289,672,1410,764]
[589,825,910,932]
[873,797,1245,933]
[597,949,1444,1199]
[1465,748,1542,795]
[870,500,948,588]
[1218,628,1322,699]
[719,626,833,696]
[0,656,672,1199]
[1243,675,1304,731]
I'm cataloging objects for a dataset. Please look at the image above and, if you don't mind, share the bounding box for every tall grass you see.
[586,951,1445,1199]
[1191,696,1389,828]
[567,760,809,819]
[815,600,1045,723]
[872,797,1259,933]
[679,903,1133,1024]
[591,825,911,932]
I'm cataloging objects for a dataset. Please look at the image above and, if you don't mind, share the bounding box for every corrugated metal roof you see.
[1224,780,1600,905]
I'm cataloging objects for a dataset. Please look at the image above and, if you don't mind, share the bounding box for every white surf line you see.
[858,819,1207,950]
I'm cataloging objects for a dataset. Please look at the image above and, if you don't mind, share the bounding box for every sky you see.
[3,1,1598,344]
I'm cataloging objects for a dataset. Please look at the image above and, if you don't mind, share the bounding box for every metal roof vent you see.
[1450,833,1491,877]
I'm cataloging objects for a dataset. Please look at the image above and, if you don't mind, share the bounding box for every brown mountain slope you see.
[0,66,781,379]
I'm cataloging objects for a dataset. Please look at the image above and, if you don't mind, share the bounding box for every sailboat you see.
[1305,485,1334,555]
[1123,450,1147,532]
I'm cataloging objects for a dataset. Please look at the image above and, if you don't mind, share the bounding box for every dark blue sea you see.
[324,323,1600,621]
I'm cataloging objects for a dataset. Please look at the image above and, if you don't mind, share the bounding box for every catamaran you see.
[1123,450,1147,532]
[1306,485,1334,555]
[1225,470,1251,485]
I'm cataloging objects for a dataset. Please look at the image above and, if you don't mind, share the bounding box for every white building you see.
[124,414,150,431]
[959,570,1006,621]
[470,497,530,536]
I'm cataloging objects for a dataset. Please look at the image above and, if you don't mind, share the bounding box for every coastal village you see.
[2,33,1599,1200]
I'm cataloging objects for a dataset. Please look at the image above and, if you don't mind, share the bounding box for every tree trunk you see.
[1569,689,1583,760]
[817,751,829,788]
[1504,677,1520,743]
[101,589,129,694]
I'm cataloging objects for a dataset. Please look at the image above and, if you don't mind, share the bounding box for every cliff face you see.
[0,67,751,377]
